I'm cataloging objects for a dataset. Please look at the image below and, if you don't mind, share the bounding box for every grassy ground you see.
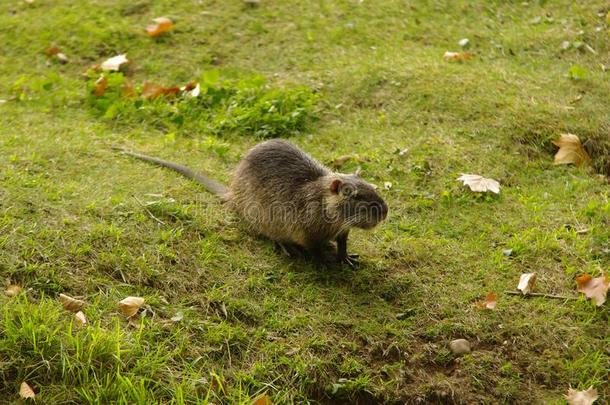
[1,0,609,403]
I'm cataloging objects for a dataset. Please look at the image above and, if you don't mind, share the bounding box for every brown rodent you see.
[118,139,388,266]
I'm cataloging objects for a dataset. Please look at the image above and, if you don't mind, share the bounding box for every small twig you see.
[132,194,165,225]
[505,291,578,300]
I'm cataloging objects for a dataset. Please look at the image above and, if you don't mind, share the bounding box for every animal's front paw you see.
[339,253,360,269]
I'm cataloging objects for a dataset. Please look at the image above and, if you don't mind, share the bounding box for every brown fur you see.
[119,139,388,262]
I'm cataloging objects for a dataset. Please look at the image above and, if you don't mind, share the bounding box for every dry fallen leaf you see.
[576,273,609,306]
[189,83,201,97]
[443,51,473,62]
[74,311,87,326]
[565,386,598,405]
[45,45,60,57]
[141,82,181,99]
[552,134,591,166]
[384,181,393,190]
[457,174,500,194]
[5,284,22,297]
[118,296,145,317]
[146,17,174,37]
[476,292,497,310]
[101,54,129,71]
[517,273,537,295]
[93,75,107,96]
[45,45,69,63]
[250,392,272,405]
[59,293,85,312]
[19,381,35,399]
[55,52,69,63]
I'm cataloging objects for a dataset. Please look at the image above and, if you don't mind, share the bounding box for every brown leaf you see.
[74,311,87,327]
[93,75,107,96]
[142,82,181,99]
[59,293,85,312]
[443,51,473,62]
[517,273,537,295]
[146,17,174,37]
[476,292,497,310]
[19,381,35,399]
[45,45,60,56]
[118,296,145,317]
[576,273,609,306]
[565,386,598,405]
[4,284,22,297]
[552,134,591,166]
[250,393,272,405]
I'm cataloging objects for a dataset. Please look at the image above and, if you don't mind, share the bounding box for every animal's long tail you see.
[116,148,229,198]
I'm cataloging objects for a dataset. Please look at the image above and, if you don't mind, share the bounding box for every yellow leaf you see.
[476,292,497,310]
[59,293,85,312]
[4,284,22,297]
[576,273,609,306]
[565,386,598,405]
[118,296,145,317]
[552,134,590,166]
[250,393,272,405]
[19,381,35,399]
[146,17,174,37]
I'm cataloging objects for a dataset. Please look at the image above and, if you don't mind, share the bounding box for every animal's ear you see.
[354,167,362,177]
[330,179,342,194]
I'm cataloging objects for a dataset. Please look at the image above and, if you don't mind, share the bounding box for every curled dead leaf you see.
[19,381,35,399]
[457,174,500,194]
[443,51,473,62]
[517,273,537,295]
[93,75,107,96]
[476,292,497,310]
[576,273,609,306]
[101,54,128,71]
[552,134,590,166]
[74,311,87,326]
[142,82,181,99]
[118,296,145,317]
[250,392,272,405]
[565,386,598,405]
[5,284,22,297]
[59,293,85,312]
[146,17,174,37]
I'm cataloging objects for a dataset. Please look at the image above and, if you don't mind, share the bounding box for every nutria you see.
[118,139,388,267]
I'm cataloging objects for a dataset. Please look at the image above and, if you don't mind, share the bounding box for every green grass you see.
[1,0,609,403]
